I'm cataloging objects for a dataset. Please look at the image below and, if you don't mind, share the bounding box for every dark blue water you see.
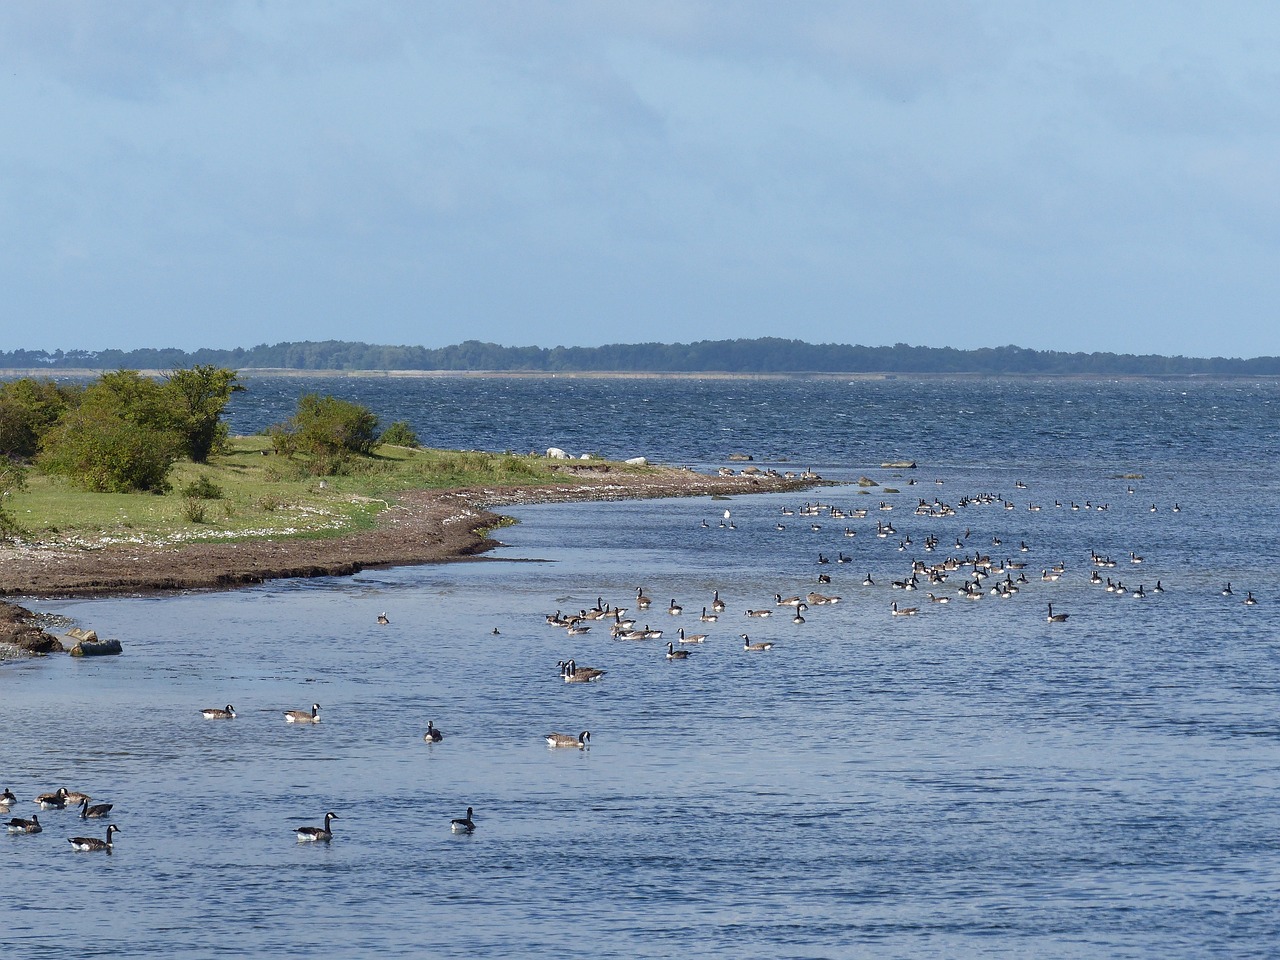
[4,376,1280,958]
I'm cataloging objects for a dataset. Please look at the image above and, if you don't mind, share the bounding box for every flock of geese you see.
[537,480,1261,694]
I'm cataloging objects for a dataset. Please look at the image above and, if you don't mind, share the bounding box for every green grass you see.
[7,437,646,548]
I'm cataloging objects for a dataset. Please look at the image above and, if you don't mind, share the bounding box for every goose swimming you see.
[284,703,321,724]
[69,824,119,852]
[295,812,337,842]
[201,704,236,720]
[423,720,444,743]
[546,731,591,748]
[78,797,114,819]
[6,814,40,834]
[741,634,774,651]
[1047,604,1069,622]
[666,641,691,659]
[450,807,477,834]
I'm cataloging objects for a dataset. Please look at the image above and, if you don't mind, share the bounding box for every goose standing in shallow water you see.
[450,807,476,834]
[6,814,40,834]
[423,720,444,743]
[69,824,119,851]
[284,703,321,724]
[78,797,113,819]
[546,731,591,748]
[201,704,236,720]
[295,812,337,842]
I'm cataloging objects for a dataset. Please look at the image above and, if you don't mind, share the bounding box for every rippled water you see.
[5,377,1280,958]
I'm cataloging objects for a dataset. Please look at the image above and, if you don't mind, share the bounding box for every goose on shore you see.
[423,720,444,743]
[69,824,119,852]
[284,703,321,724]
[450,807,476,834]
[6,814,40,834]
[201,704,236,720]
[741,634,774,651]
[78,798,114,819]
[546,731,591,748]
[295,812,337,842]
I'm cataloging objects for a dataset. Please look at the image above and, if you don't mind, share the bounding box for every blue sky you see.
[3,1,1279,358]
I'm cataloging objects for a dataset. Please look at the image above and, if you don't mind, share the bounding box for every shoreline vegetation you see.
[0,438,822,650]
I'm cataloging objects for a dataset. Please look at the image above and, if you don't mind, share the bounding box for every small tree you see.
[0,458,26,534]
[36,371,182,493]
[163,365,243,463]
[0,378,77,459]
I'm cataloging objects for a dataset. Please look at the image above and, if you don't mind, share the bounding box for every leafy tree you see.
[0,378,78,458]
[270,393,379,473]
[36,371,182,492]
[163,365,243,462]
[0,458,26,533]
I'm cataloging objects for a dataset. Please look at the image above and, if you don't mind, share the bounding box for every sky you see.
[3,1,1280,359]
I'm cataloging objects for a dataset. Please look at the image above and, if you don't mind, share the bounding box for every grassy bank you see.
[6,437,628,549]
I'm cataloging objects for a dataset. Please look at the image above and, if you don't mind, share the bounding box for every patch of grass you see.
[7,436,648,548]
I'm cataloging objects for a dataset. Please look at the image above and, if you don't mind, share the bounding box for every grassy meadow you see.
[6,437,613,548]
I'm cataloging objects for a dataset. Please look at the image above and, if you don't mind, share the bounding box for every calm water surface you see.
[4,378,1280,958]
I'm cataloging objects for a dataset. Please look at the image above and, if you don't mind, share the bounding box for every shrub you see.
[0,458,26,534]
[163,366,243,463]
[182,497,207,523]
[38,400,181,493]
[269,394,379,475]
[181,476,224,500]
[379,420,419,448]
[0,378,77,459]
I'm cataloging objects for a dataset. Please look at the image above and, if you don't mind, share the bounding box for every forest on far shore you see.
[1,338,1277,376]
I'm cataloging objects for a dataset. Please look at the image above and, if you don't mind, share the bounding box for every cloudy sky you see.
[3,1,1279,358]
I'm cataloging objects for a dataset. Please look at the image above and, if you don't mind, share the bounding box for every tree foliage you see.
[0,457,26,534]
[163,365,243,462]
[270,393,379,474]
[379,420,419,447]
[0,377,78,458]
[36,371,182,493]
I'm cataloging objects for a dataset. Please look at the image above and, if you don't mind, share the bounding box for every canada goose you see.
[423,720,444,743]
[775,594,803,607]
[0,788,15,807]
[927,593,950,603]
[666,642,691,660]
[668,599,683,616]
[642,626,664,639]
[636,588,651,610]
[890,602,918,616]
[712,591,726,613]
[792,610,805,624]
[565,623,591,636]
[1130,552,1144,564]
[745,609,772,618]
[561,660,606,683]
[1222,583,1233,596]
[546,731,590,749]
[201,704,236,720]
[1245,592,1258,605]
[676,628,706,644]
[295,812,337,842]
[863,573,875,586]
[817,573,832,584]
[284,703,321,724]
[6,814,40,834]
[78,797,114,819]
[817,554,829,564]
[1154,580,1164,593]
[377,612,390,625]
[741,634,774,651]
[1132,585,1146,599]
[69,824,120,852]
[1047,604,1069,622]
[34,789,68,810]
[450,807,476,834]
[699,607,718,622]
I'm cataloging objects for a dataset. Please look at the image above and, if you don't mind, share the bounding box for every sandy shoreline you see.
[0,468,820,646]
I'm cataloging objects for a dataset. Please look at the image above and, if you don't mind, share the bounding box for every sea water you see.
[3,377,1280,958]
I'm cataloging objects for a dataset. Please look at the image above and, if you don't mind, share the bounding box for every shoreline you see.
[0,467,820,606]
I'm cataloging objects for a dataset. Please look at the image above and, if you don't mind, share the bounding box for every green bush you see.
[269,393,379,475]
[181,475,224,499]
[38,402,181,493]
[182,496,207,523]
[0,378,78,459]
[379,420,419,448]
[163,365,242,463]
[0,458,27,533]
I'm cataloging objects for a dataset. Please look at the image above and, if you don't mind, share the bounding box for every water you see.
[4,377,1280,958]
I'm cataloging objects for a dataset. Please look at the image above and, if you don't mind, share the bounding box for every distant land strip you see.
[2,338,1278,377]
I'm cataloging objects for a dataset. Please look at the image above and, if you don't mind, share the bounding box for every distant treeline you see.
[2,339,1278,376]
